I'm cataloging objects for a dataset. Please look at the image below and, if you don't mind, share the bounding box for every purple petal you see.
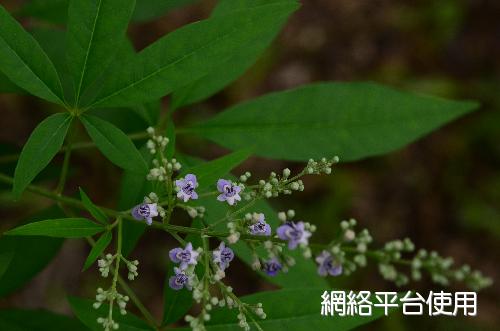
[276,224,289,240]
[217,194,227,202]
[263,224,272,236]
[330,265,343,276]
[169,248,182,263]
[169,276,183,290]
[131,205,143,221]
[175,179,185,188]
[185,174,197,185]
[191,191,198,200]
[217,179,230,192]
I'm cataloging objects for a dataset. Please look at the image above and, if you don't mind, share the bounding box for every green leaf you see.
[13,113,72,198]
[171,0,297,109]
[187,82,479,161]
[0,251,14,280]
[0,5,64,104]
[80,114,148,174]
[0,207,64,297]
[0,71,25,94]
[69,296,154,331]
[80,187,109,224]
[180,149,253,192]
[131,100,161,126]
[82,231,112,271]
[5,218,104,238]
[67,0,136,105]
[90,2,299,107]
[132,0,198,22]
[0,309,88,331]
[198,288,394,330]
[19,0,198,25]
[17,0,69,25]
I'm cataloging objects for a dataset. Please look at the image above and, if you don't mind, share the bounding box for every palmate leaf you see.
[0,5,65,104]
[80,114,148,174]
[69,297,154,331]
[0,309,87,331]
[18,0,198,25]
[88,2,299,108]
[132,0,198,22]
[187,82,479,161]
[66,0,136,105]
[13,113,73,198]
[170,0,298,110]
[5,218,105,238]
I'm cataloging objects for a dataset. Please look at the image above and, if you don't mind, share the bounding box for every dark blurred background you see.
[0,0,498,330]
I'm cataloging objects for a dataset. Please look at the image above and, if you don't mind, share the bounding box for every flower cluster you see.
[104,133,491,331]
[94,245,139,331]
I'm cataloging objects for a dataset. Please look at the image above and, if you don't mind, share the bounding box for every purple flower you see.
[248,214,271,236]
[175,174,198,202]
[216,179,242,206]
[131,203,159,225]
[169,267,191,290]
[169,242,199,270]
[276,221,311,250]
[315,250,342,277]
[212,242,234,271]
[262,258,282,277]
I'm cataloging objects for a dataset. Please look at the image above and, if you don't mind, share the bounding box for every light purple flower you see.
[169,242,199,270]
[262,258,282,277]
[248,214,271,236]
[276,221,311,250]
[216,179,242,206]
[315,250,342,277]
[212,242,234,271]
[131,203,159,225]
[175,174,198,202]
[169,267,191,290]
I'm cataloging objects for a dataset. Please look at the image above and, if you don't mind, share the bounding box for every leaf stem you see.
[55,119,76,195]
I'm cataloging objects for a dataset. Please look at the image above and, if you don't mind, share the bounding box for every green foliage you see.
[0,309,87,331]
[13,113,72,198]
[173,288,393,331]
[18,0,198,25]
[171,0,298,109]
[0,207,65,297]
[80,114,148,174]
[80,187,109,224]
[5,218,105,238]
[89,2,299,107]
[69,297,154,331]
[188,82,478,161]
[133,0,198,22]
[67,0,136,106]
[180,149,253,191]
[0,5,64,104]
[83,231,112,271]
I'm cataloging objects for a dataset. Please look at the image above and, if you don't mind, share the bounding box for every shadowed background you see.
[0,0,498,330]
